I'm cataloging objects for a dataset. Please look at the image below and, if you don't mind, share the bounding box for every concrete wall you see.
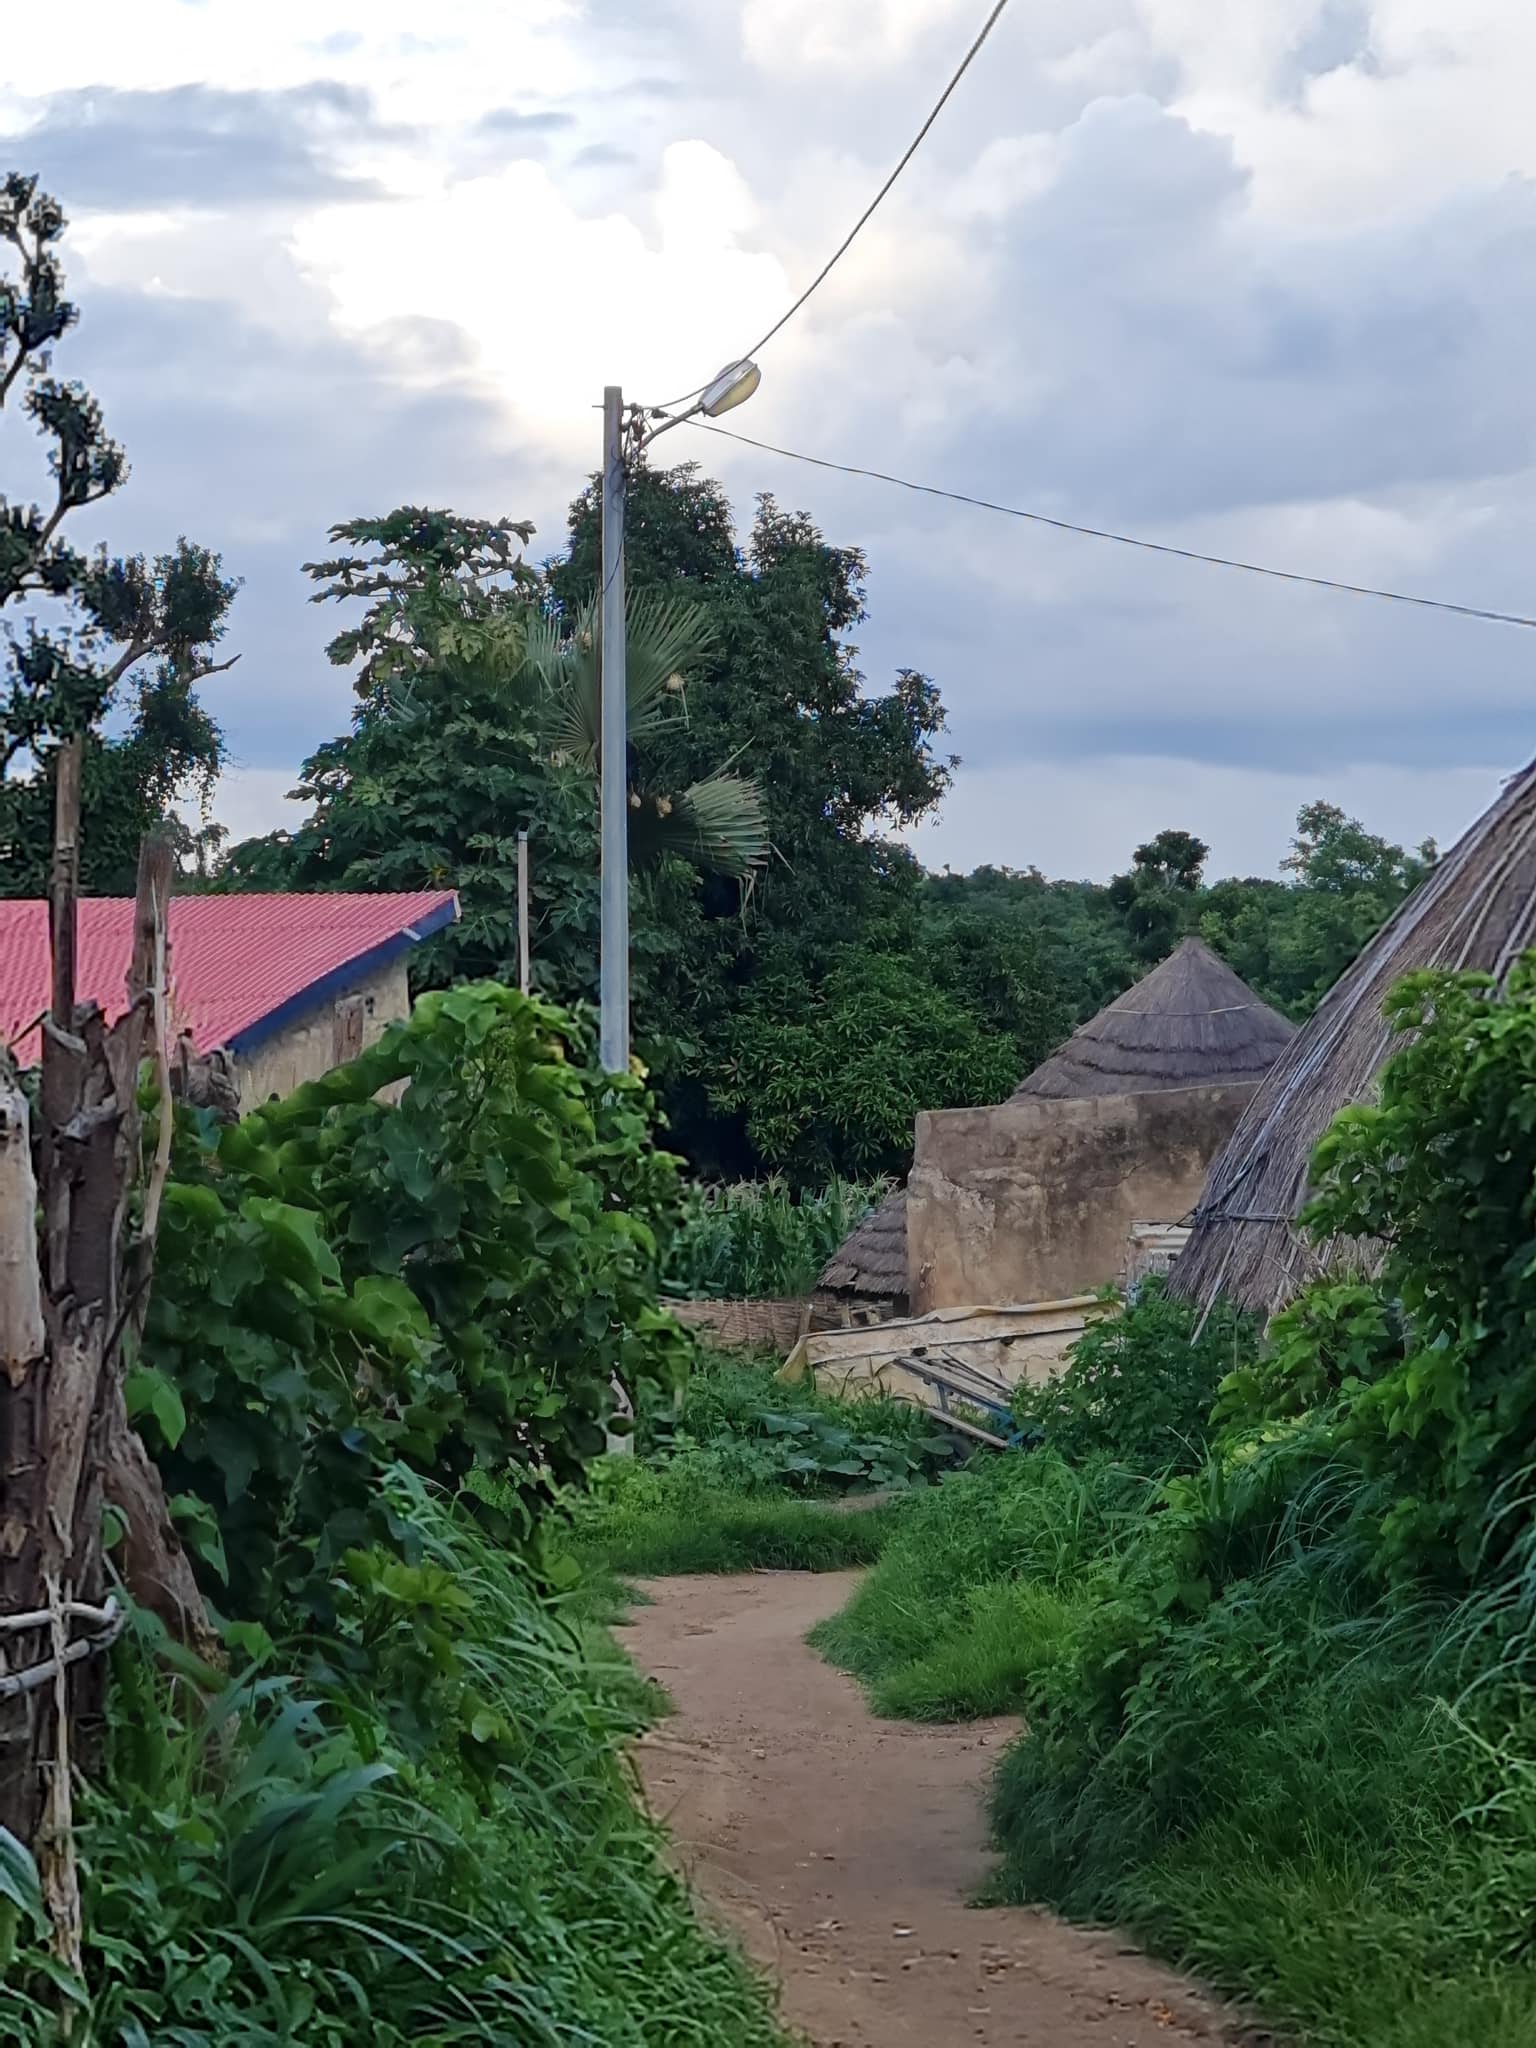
[908,1084,1256,1312]
[233,957,411,1106]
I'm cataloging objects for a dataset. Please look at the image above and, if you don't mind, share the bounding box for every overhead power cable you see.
[684,419,1536,632]
[647,0,1014,412]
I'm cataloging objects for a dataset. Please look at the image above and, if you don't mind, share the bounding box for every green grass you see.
[570,1454,901,1577]
[810,1451,1131,1720]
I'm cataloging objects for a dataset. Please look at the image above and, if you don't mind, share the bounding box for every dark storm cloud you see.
[1,82,403,210]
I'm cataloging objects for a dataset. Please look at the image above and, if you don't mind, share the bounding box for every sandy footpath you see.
[625,1570,1242,2048]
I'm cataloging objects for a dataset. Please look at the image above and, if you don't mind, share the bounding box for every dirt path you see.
[625,1571,1237,2048]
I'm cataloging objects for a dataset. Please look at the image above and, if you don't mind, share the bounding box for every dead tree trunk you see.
[1,763,208,1878]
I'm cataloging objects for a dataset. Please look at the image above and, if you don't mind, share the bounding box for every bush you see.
[1012,1279,1258,1473]
[138,983,690,1622]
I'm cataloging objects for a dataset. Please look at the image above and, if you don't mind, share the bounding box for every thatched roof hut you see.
[814,1187,909,1321]
[1170,762,1536,1319]
[818,939,1293,1317]
[1011,937,1295,1100]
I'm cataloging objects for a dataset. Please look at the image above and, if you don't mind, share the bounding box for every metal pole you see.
[516,830,530,996]
[599,385,629,1073]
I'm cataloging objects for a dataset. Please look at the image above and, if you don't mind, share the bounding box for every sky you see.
[3,0,1534,883]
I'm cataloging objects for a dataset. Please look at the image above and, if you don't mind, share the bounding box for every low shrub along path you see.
[625,1571,1237,2048]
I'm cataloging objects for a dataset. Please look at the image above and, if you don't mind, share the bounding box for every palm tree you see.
[528,594,769,884]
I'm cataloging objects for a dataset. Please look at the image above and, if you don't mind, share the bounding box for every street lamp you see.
[598,359,761,1074]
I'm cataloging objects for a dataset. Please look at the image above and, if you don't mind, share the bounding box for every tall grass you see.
[810,1452,1134,1720]
[662,1176,884,1299]
[0,1477,791,2047]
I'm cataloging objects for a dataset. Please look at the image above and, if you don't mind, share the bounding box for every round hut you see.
[815,938,1294,1321]
[812,1186,910,1325]
[1009,936,1296,1100]
[1171,760,1536,1319]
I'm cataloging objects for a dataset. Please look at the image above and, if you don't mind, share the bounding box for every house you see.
[0,891,458,1106]
[1172,757,1536,1319]
[816,938,1294,1320]
[904,938,1294,1312]
[812,1185,910,1325]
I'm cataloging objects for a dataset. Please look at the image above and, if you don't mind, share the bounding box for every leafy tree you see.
[0,172,238,893]
[1202,802,1434,1014]
[221,509,767,998]
[550,463,964,1173]
[709,949,1028,1181]
[1108,829,1211,961]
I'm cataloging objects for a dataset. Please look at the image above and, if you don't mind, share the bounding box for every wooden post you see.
[517,831,531,996]
[47,738,81,1036]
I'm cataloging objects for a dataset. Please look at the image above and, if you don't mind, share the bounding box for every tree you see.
[1108,829,1211,961]
[0,176,238,893]
[221,509,768,1002]
[549,462,962,1173]
[0,172,227,1878]
[1202,802,1435,1013]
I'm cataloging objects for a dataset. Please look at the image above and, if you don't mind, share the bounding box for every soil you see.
[625,1570,1239,2048]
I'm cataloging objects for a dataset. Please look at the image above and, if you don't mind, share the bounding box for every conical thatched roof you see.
[1010,937,1295,1101]
[1171,761,1536,1319]
[816,1188,909,1306]
[817,940,1292,1308]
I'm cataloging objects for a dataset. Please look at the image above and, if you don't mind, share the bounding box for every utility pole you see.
[596,358,760,1075]
[599,385,629,1074]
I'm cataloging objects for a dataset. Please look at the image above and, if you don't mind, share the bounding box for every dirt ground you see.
[625,1570,1240,2048]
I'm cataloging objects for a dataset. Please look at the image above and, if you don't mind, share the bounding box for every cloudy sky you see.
[4,0,1534,881]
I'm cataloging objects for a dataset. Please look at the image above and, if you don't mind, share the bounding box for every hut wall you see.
[908,1084,1256,1312]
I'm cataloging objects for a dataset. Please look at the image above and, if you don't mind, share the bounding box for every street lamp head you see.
[701,358,762,417]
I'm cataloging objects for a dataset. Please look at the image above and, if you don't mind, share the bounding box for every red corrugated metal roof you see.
[0,891,458,1064]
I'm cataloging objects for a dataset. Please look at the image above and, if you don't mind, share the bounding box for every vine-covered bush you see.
[136,983,690,1623]
[1012,1280,1259,1473]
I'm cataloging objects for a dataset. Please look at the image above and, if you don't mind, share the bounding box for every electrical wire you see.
[683,418,1536,631]
[646,0,1014,413]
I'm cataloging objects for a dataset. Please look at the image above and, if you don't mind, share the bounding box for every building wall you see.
[232,957,412,1107]
[907,1084,1257,1312]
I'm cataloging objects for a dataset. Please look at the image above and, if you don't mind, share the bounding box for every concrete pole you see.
[599,385,629,1074]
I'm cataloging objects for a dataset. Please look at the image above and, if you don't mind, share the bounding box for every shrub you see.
[138,983,690,1622]
[1012,1279,1259,1473]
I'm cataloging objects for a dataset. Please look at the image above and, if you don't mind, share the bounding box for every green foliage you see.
[810,1453,1127,1720]
[1013,1281,1259,1472]
[141,982,690,1622]
[569,1456,899,1577]
[635,1345,949,1492]
[1,172,238,892]
[711,949,1034,1180]
[0,1480,790,2046]
[662,1176,884,1299]
[570,1346,949,1577]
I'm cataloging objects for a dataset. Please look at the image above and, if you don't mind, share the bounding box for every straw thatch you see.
[1010,937,1295,1100]
[1170,760,1536,1319]
[669,1296,811,1357]
[816,941,1292,1313]
[814,1188,910,1317]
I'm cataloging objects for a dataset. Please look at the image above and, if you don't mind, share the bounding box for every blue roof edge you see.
[226,894,459,1057]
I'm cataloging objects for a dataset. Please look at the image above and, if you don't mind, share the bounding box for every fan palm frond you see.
[641,771,771,881]
[531,592,716,767]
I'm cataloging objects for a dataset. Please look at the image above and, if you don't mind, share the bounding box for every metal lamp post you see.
[597,358,762,1074]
